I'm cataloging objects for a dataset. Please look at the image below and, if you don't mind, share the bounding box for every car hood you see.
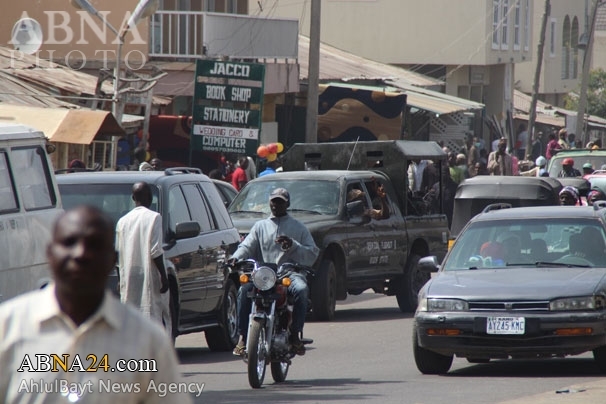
[426,267,606,300]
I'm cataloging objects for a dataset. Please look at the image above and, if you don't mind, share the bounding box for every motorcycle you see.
[229,258,314,388]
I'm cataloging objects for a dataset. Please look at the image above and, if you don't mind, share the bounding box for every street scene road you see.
[176,293,605,404]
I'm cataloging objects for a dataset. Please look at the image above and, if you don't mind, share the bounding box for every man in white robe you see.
[116,182,169,329]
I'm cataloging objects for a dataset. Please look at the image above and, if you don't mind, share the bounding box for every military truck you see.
[229,140,450,320]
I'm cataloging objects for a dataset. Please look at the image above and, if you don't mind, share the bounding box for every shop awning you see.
[0,104,125,144]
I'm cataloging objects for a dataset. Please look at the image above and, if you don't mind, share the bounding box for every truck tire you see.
[396,253,430,312]
[311,258,337,321]
[205,280,239,351]
[413,324,453,374]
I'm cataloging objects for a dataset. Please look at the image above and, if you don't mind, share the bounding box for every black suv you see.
[57,168,240,351]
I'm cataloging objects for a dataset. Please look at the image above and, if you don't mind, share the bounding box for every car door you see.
[165,184,206,325]
[362,178,408,279]
[181,183,226,314]
[343,179,380,282]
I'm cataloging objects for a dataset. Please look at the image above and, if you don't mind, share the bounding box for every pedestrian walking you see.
[116,182,170,329]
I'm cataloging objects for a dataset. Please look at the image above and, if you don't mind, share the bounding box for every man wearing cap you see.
[230,187,319,356]
[557,158,582,178]
[582,163,595,176]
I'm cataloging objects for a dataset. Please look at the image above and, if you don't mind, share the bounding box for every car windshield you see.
[229,179,340,215]
[59,183,160,225]
[549,154,606,177]
[443,218,606,270]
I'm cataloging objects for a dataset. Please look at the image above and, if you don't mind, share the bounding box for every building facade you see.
[251,0,589,144]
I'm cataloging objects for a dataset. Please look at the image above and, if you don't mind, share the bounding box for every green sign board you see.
[191,60,265,156]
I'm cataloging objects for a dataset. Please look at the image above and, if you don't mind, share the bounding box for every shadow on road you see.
[191,378,402,403]
[323,306,413,323]
[177,347,236,365]
[446,357,603,378]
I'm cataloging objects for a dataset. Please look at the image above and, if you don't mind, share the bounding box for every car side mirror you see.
[418,256,440,272]
[174,221,201,240]
[346,200,365,217]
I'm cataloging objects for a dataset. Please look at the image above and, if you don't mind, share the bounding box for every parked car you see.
[413,203,606,374]
[56,168,241,351]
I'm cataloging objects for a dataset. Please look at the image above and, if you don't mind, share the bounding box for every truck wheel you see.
[413,324,453,374]
[311,258,337,321]
[205,280,239,351]
[396,253,430,312]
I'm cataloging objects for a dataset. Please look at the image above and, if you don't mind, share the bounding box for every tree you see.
[564,68,606,119]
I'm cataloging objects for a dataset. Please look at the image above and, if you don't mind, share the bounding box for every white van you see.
[0,123,62,303]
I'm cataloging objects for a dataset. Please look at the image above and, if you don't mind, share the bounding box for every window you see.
[12,147,55,210]
[501,0,509,50]
[168,186,191,234]
[571,16,579,78]
[0,152,18,213]
[492,0,500,48]
[562,16,571,79]
[203,182,234,230]
[524,0,530,50]
[182,184,213,232]
[513,0,520,49]
[550,18,556,56]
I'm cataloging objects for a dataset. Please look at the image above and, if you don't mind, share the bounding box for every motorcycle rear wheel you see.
[271,361,289,383]
[247,321,267,388]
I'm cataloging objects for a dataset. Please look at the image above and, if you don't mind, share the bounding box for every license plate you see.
[486,317,525,335]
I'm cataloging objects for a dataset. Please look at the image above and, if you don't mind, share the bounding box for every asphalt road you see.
[175,293,605,404]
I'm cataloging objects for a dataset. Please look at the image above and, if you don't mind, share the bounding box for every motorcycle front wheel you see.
[271,361,289,383]
[247,320,267,388]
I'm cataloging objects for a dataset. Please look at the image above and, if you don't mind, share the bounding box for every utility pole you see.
[526,0,550,160]
[305,0,321,144]
[575,0,600,146]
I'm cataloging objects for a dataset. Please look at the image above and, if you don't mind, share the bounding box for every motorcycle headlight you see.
[252,266,277,291]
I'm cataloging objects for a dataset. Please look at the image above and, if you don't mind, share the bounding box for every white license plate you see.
[486,317,525,335]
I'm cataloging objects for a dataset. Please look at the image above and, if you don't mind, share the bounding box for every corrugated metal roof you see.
[0,71,78,108]
[0,46,170,106]
[514,89,606,129]
[323,80,483,115]
[513,112,565,127]
[390,80,484,114]
[298,35,443,88]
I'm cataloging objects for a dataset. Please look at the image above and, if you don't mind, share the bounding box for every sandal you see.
[233,342,246,356]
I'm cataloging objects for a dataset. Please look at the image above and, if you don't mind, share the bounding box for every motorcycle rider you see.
[231,187,320,356]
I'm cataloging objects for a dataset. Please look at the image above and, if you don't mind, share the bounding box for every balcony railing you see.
[149,11,299,61]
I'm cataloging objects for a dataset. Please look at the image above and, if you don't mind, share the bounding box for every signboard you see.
[191,60,265,156]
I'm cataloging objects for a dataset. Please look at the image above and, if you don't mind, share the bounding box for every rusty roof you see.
[0,46,170,107]
[298,35,443,88]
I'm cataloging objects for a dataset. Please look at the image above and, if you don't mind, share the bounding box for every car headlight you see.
[417,298,469,312]
[252,266,277,291]
[550,296,606,311]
